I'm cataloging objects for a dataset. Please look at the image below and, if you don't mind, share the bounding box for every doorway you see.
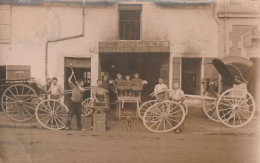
[99,53,169,100]
[64,57,91,106]
[181,58,201,95]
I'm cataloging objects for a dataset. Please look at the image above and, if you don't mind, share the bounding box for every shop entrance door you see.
[64,57,91,106]
[181,58,201,95]
[100,53,169,100]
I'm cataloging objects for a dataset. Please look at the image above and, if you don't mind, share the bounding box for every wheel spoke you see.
[8,89,18,100]
[148,120,160,128]
[56,115,68,120]
[237,110,249,120]
[170,109,182,115]
[44,117,52,126]
[156,120,162,131]
[23,103,36,111]
[220,109,233,119]
[236,112,242,125]
[53,117,59,128]
[54,104,61,112]
[166,119,174,128]
[3,95,16,102]
[55,116,65,126]
[166,117,180,123]
[37,106,50,114]
[218,102,232,108]
[39,115,51,121]
[22,105,33,117]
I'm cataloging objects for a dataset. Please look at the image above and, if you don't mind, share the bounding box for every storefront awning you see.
[99,41,170,53]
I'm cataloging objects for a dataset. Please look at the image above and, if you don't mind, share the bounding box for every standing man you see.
[154,78,168,101]
[65,72,85,130]
[168,82,185,133]
[47,77,64,100]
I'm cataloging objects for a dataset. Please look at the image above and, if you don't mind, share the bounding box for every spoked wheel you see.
[81,98,94,117]
[182,102,188,116]
[1,84,38,122]
[143,101,185,133]
[216,89,255,128]
[36,99,69,130]
[138,100,157,120]
[202,92,219,122]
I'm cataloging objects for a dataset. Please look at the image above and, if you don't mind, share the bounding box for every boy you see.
[154,78,168,101]
[65,72,85,130]
[169,82,185,133]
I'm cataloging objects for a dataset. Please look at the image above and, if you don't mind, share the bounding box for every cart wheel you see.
[216,89,255,128]
[138,100,157,120]
[1,84,38,122]
[182,102,188,116]
[202,92,219,122]
[143,101,185,133]
[36,99,69,130]
[81,98,94,117]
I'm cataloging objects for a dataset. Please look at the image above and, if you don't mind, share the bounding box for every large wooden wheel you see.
[202,92,219,122]
[138,100,157,120]
[1,84,38,122]
[216,89,255,128]
[81,98,94,117]
[143,101,185,133]
[182,102,188,116]
[36,99,69,130]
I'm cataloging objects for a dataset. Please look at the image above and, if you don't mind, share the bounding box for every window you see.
[0,5,11,43]
[119,5,141,40]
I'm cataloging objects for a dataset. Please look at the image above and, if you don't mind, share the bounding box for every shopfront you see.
[99,41,170,98]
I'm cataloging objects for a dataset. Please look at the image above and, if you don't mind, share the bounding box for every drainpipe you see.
[45,0,86,84]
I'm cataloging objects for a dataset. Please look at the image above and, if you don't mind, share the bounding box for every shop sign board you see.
[99,41,170,53]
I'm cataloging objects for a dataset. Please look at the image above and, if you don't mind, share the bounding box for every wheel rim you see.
[138,100,157,120]
[1,84,38,122]
[216,89,255,128]
[143,101,185,133]
[81,98,94,117]
[182,102,188,116]
[36,99,69,130]
[202,92,219,122]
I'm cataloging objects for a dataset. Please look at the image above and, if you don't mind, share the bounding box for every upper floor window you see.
[119,4,141,40]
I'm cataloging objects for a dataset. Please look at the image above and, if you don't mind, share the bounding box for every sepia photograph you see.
[0,0,259,162]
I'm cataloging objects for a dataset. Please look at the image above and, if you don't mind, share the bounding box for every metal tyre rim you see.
[81,98,94,117]
[1,84,38,122]
[138,100,157,120]
[36,99,69,130]
[202,92,219,122]
[143,101,185,133]
[216,89,255,128]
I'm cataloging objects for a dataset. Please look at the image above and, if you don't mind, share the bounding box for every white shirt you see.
[169,89,184,101]
[154,83,168,93]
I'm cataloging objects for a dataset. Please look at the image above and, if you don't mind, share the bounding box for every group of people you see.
[39,73,186,133]
[114,73,143,97]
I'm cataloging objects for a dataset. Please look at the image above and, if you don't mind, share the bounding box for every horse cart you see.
[138,56,256,133]
[0,79,69,130]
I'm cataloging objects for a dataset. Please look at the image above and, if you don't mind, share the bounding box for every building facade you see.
[0,0,259,104]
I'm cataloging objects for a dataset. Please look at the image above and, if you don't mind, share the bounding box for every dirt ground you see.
[0,127,259,163]
[0,105,260,163]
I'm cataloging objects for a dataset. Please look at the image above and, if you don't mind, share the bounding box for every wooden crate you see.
[93,113,106,132]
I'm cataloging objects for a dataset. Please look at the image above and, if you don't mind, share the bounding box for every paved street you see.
[0,104,260,163]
